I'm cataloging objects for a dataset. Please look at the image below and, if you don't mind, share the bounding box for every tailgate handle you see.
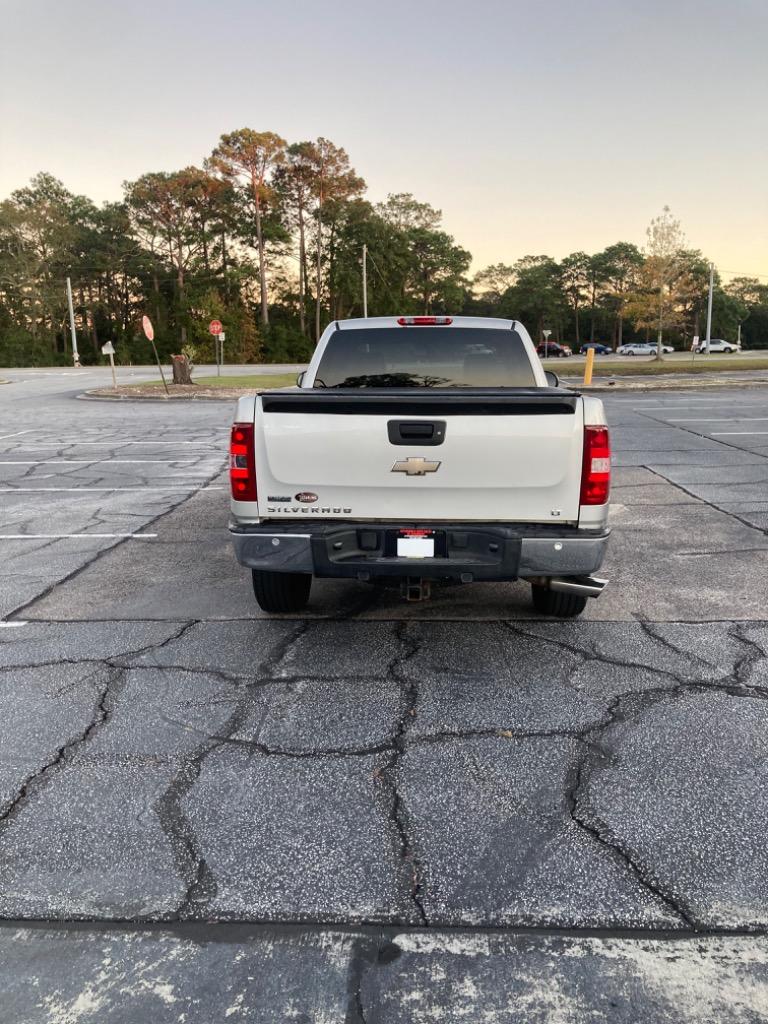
[388,420,446,446]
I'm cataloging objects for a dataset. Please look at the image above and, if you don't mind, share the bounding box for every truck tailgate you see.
[255,390,584,523]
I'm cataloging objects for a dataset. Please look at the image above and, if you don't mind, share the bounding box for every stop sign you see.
[209,320,223,336]
[142,315,154,341]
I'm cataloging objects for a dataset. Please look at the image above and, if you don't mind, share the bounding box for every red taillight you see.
[396,316,453,326]
[229,423,257,502]
[580,425,611,506]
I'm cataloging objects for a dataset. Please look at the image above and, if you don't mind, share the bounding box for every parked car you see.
[616,342,673,355]
[536,341,572,358]
[694,339,741,353]
[616,343,654,355]
[579,343,611,355]
[229,315,611,619]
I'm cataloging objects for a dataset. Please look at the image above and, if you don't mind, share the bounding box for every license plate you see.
[397,532,435,558]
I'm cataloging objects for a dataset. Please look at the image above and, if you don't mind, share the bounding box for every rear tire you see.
[531,583,588,618]
[252,570,312,613]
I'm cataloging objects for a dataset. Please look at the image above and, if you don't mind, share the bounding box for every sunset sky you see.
[1,0,766,280]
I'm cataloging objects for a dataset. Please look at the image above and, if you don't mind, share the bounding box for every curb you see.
[79,388,252,403]
[80,377,768,401]
[570,377,768,393]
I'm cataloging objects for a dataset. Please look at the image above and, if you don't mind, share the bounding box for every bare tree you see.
[560,252,590,345]
[644,206,688,359]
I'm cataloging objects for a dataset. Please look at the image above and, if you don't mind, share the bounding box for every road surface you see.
[1,368,767,1022]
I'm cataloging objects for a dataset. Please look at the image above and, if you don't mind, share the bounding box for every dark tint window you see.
[313,327,537,388]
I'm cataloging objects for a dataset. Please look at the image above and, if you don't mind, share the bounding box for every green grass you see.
[193,373,296,388]
[145,373,297,389]
[552,357,768,377]
[138,362,768,388]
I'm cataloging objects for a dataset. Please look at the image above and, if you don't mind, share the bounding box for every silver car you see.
[617,342,673,355]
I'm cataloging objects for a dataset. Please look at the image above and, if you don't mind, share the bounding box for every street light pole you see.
[704,262,714,354]
[362,244,368,318]
[66,277,80,368]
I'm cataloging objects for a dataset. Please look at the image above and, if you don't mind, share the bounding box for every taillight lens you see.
[397,316,453,326]
[229,423,257,501]
[580,425,611,505]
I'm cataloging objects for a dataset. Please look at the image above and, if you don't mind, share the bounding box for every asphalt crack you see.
[562,698,697,929]
[155,621,312,920]
[5,459,226,620]
[644,465,768,537]
[0,663,124,829]
[1,615,767,931]
[379,621,428,926]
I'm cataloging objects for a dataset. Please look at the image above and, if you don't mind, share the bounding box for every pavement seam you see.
[3,915,767,939]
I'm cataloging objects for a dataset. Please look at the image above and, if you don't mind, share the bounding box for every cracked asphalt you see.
[2,368,768,1022]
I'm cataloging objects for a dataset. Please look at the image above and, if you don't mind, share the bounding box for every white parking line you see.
[28,441,224,447]
[668,418,768,422]
[0,533,157,539]
[0,430,34,442]
[0,486,226,492]
[0,621,27,628]
[710,432,768,436]
[0,459,215,465]
[631,403,767,409]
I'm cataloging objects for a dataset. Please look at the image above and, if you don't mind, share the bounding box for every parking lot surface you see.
[2,368,768,1021]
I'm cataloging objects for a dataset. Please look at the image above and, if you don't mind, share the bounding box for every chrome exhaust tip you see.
[548,575,608,599]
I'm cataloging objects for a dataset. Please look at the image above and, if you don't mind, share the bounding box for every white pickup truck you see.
[229,316,610,617]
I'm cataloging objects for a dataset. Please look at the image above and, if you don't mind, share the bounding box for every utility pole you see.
[66,277,81,368]
[362,244,368,318]
[704,263,714,354]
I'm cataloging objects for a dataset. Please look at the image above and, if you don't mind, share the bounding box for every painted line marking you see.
[0,533,158,539]
[0,459,217,465]
[0,621,27,628]
[22,441,225,447]
[0,430,34,442]
[710,432,768,436]
[0,486,226,492]
[667,418,768,422]
[631,403,767,409]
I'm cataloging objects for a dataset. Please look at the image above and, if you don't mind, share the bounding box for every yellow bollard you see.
[583,346,595,386]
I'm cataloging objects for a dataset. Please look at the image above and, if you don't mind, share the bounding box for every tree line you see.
[1,131,766,367]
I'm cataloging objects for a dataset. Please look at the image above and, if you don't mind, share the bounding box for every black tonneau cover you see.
[259,388,580,417]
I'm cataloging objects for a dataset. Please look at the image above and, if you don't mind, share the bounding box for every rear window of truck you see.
[313,327,537,388]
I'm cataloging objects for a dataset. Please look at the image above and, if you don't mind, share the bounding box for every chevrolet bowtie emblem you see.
[391,457,441,476]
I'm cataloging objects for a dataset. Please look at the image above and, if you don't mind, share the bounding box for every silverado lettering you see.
[266,507,352,514]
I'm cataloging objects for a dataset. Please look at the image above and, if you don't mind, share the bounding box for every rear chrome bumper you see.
[229,520,610,582]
